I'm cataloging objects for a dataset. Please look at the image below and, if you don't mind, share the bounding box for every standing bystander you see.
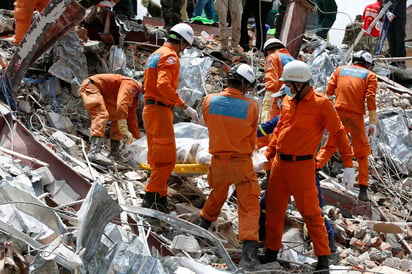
[314,0,337,40]
[239,0,272,52]
[214,0,243,51]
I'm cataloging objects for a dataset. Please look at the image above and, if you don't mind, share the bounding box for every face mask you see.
[284,85,296,98]
[277,98,282,109]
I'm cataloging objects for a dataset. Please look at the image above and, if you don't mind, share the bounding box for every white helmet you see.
[263,38,285,52]
[169,23,194,45]
[279,60,312,83]
[352,50,373,65]
[228,63,256,85]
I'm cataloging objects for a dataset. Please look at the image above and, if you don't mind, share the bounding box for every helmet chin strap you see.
[291,82,308,101]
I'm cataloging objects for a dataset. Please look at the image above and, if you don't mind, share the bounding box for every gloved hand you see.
[386,11,395,22]
[264,147,276,161]
[183,106,200,124]
[253,153,268,172]
[141,0,149,8]
[368,124,376,137]
[118,119,133,144]
[342,167,356,190]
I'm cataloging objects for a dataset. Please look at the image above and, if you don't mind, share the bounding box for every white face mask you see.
[284,85,296,98]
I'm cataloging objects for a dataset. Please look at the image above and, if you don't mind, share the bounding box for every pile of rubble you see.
[1,8,412,273]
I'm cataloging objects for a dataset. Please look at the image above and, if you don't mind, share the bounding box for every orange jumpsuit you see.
[142,42,186,196]
[316,64,377,187]
[201,87,261,241]
[79,74,141,141]
[14,0,49,44]
[263,48,295,121]
[259,48,294,169]
[265,88,353,256]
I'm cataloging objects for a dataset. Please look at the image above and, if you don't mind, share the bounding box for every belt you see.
[145,99,173,108]
[213,154,250,160]
[277,152,313,161]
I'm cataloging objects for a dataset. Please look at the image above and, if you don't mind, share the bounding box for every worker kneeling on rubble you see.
[79,73,142,166]
[199,64,261,271]
[316,50,378,202]
[262,60,355,273]
[141,23,199,213]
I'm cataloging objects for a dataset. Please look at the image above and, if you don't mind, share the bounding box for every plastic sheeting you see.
[178,49,214,106]
[373,109,412,175]
[126,123,211,166]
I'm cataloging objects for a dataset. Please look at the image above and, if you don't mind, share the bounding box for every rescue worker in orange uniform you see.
[80,73,142,166]
[261,60,355,273]
[142,23,199,213]
[259,38,295,184]
[262,38,295,122]
[13,0,50,45]
[316,50,378,202]
[199,64,261,271]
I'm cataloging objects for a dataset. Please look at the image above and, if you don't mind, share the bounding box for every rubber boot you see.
[258,248,278,264]
[328,238,340,264]
[260,169,270,190]
[258,192,266,241]
[141,192,169,213]
[87,137,112,166]
[199,216,211,230]
[238,240,260,271]
[109,140,122,162]
[358,185,369,201]
[315,255,330,274]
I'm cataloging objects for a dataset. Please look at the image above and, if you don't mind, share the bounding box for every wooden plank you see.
[280,0,314,58]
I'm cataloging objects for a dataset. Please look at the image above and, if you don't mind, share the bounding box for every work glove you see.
[342,167,356,190]
[253,153,268,172]
[183,106,200,124]
[386,11,395,22]
[141,0,149,8]
[118,119,133,144]
[368,124,376,137]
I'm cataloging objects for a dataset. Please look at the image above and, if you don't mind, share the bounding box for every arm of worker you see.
[324,68,339,96]
[157,54,185,106]
[116,79,136,119]
[257,115,279,137]
[366,72,378,137]
[127,101,141,139]
[264,115,283,160]
[261,91,275,122]
[262,55,283,121]
[180,103,200,124]
[322,98,356,189]
[118,119,133,144]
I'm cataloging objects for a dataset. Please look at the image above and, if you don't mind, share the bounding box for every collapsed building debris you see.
[1,1,412,273]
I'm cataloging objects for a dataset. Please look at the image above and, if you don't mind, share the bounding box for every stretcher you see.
[140,163,209,175]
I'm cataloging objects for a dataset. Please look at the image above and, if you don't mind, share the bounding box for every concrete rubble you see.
[0,6,412,274]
